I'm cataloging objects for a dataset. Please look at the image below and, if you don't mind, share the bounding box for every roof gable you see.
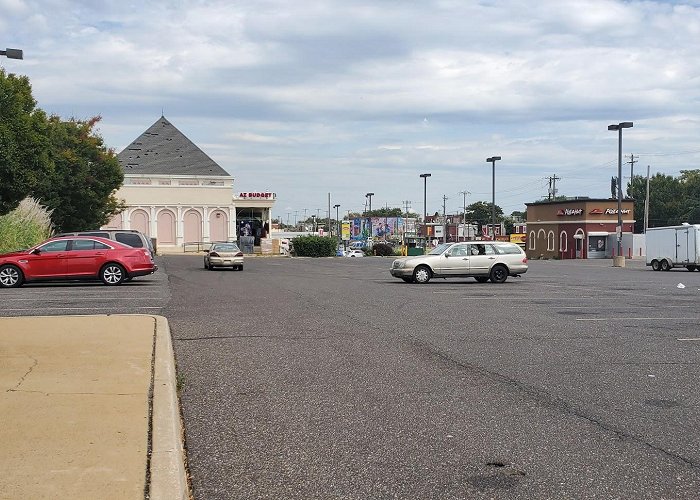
[117,116,230,177]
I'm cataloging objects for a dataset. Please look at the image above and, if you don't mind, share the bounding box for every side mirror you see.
[31,248,41,255]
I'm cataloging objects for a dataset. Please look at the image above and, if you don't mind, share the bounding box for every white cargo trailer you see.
[646,224,700,271]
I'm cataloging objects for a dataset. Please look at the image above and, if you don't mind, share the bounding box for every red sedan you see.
[0,236,157,288]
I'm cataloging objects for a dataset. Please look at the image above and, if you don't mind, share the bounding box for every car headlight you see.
[392,260,405,269]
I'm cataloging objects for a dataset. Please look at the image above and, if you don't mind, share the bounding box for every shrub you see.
[0,197,54,253]
[372,243,394,256]
[291,235,337,257]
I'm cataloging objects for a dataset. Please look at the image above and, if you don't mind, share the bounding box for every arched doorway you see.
[209,210,228,242]
[184,210,202,243]
[157,209,176,245]
[131,209,149,236]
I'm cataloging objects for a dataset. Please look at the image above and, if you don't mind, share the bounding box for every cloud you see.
[6,0,700,217]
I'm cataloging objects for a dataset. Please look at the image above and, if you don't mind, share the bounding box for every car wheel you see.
[651,260,660,271]
[474,277,489,283]
[0,264,24,288]
[660,259,671,271]
[489,265,508,283]
[413,265,432,284]
[238,265,243,271]
[100,263,126,285]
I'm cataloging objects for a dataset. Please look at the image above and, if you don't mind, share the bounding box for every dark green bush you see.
[292,235,337,257]
[372,243,394,256]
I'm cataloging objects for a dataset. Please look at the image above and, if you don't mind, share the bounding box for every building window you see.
[529,231,536,250]
[559,231,568,252]
[547,231,555,251]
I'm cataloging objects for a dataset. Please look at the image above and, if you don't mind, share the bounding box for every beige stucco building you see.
[104,117,275,252]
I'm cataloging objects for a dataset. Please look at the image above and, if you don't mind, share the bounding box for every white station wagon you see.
[390,241,528,284]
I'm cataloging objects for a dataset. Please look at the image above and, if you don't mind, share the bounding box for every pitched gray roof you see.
[117,116,231,177]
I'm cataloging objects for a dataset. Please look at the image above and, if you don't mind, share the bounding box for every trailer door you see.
[676,228,690,263]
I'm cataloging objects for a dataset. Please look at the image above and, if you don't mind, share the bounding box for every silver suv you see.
[390,241,528,284]
[55,229,155,254]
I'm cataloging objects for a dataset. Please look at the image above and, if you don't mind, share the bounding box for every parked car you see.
[204,242,244,270]
[345,249,365,258]
[390,241,528,284]
[55,229,155,254]
[0,236,157,288]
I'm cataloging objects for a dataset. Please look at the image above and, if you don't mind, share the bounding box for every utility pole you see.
[547,174,561,200]
[442,195,448,244]
[644,165,651,233]
[626,154,638,196]
[327,193,331,237]
[459,191,470,241]
[402,200,411,216]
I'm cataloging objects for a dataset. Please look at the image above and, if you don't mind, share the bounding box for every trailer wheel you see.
[660,259,671,271]
[687,265,697,272]
[651,260,660,271]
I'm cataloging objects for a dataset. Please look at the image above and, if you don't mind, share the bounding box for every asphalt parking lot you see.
[3,256,700,499]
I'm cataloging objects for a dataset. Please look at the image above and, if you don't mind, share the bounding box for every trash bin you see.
[239,236,255,254]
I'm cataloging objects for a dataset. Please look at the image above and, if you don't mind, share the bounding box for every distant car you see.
[345,249,365,258]
[204,242,244,270]
[390,241,528,284]
[0,236,157,288]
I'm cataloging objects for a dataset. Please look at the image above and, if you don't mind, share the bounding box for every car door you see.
[64,239,111,276]
[25,239,70,278]
[441,244,470,275]
[466,243,497,275]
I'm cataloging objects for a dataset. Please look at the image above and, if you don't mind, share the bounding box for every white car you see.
[390,241,528,283]
[345,249,365,257]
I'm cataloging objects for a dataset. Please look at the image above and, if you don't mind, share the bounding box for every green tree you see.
[32,116,125,232]
[680,169,700,223]
[0,69,51,214]
[464,201,504,225]
[629,173,685,232]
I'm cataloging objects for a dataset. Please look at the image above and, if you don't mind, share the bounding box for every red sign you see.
[239,192,275,199]
[589,208,604,215]
[556,208,583,216]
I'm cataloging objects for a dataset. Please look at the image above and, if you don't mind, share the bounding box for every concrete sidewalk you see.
[0,315,188,500]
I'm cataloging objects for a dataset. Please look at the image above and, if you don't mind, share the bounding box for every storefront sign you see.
[589,208,631,215]
[239,192,275,199]
[556,208,583,216]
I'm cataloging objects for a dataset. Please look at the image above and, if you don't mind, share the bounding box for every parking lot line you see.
[577,317,700,321]
[677,338,700,341]
[3,307,163,312]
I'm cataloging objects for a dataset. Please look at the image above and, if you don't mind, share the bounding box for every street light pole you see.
[333,204,340,240]
[608,122,633,266]
[486,157,501,240]
[0,48,23,59]
[420,173,431,244]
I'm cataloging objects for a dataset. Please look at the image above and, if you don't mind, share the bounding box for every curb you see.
[149,316,190,500]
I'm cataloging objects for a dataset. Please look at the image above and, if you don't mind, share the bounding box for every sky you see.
[3,0,700,222]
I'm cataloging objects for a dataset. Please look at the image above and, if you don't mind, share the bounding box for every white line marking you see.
[577,317,700,321]
[677,338,700,341]
[3,307,163,312]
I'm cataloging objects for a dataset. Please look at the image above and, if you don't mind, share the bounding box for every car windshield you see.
[212,243,240,252]
[428,243,453,255]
